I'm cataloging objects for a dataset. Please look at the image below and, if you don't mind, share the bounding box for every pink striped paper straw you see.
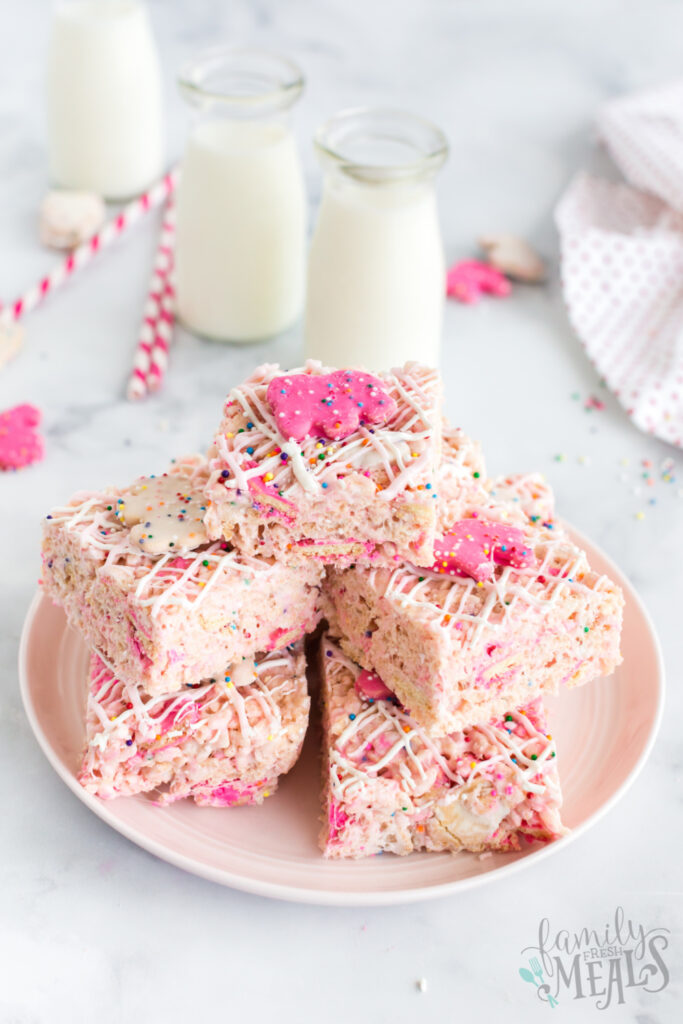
[0,166,179,327]
[126,199,176,400]
[146,273,176,393]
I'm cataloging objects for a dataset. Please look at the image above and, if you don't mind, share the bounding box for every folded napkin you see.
[556,81,683,447]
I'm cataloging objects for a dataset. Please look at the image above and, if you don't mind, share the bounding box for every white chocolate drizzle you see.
[44,457,283,619]
[209,360,440,503]
[82,647,302,765]
[323,639,560,817]
[371,527,613,647]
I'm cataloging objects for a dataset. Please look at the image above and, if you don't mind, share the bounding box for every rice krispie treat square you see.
[42,455,323,696]
[80,644,309,805]
[435,424,554,533]
[324,461,623,735]
[205,361,444,567]
[320,637,565,857]
[486,471,556,527]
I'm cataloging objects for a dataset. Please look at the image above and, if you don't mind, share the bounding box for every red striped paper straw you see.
[126,199,176,400]
[0,166,179,327]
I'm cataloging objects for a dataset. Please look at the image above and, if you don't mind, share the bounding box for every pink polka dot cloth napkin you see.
[555,81,683,448]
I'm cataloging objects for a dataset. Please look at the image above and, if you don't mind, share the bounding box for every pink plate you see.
[19,524,663,905]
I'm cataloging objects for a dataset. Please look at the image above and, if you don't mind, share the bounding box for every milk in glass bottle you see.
[46,0,164,199]
[305,108,448,369]
[175,49,307,342]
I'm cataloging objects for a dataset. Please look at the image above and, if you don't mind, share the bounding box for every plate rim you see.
[19,522,666,906]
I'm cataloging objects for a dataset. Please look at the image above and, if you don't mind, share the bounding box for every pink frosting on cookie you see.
[0,403,44,470]
[446,260,511,304]
[355,668,394,701]
[247,472,295,507]
[243,459,297,516]
[266,369,397,442]
[430,519,535,582]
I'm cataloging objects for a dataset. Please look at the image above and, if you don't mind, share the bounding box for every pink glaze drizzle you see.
[244,459,296,516]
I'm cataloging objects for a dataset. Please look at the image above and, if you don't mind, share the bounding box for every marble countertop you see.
[2,1,681,1021]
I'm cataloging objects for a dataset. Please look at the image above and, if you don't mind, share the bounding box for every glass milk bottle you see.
[46,0,164,199]
[305,108,448,370]
[175,49,307,343]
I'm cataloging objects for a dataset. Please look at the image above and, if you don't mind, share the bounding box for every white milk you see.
[46,1,163,199]
[175,118,306,342]
[305,177,445,370]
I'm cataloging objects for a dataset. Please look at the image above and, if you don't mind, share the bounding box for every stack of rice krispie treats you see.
[42,454,320,806]
[42,360,624,858]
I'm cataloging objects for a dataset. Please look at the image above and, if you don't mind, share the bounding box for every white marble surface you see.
[2,1,682,1021]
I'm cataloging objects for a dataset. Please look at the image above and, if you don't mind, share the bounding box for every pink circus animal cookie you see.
[266,369,397,443]
[430,518,534,582]
[0,403,44,470]
[446,260,511,304]
[355,667,394,701]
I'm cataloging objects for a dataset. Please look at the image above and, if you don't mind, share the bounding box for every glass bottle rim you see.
[314,107,448,184]
[55,0,145,18]
[178,47,305,115]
